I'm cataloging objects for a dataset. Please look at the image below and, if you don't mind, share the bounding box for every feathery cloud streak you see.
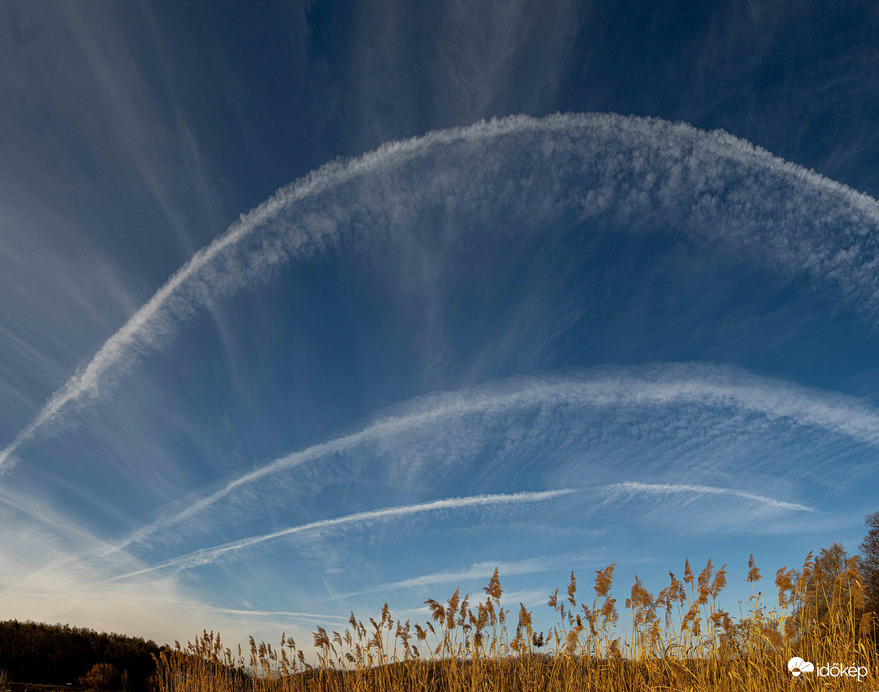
[326,552,598,600]
[110,480,808,583]
[603,482,814,513]
[107,489,578,581]
[5,113,879,473]
[206,607,348,623]
[111,363,875,553]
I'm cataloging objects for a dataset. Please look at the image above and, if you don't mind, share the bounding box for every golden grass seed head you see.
[684,558,694,587]
[747,554,761,583]
[483,567,503,601]
[594,563,615,598]
[698,558,714,591]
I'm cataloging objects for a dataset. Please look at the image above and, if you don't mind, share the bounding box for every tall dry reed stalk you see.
[152,553,878,691]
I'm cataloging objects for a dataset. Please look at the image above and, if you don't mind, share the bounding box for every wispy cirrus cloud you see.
[603,482,814,513]
[107,489,579,581]
[108,479,810,585]
[324,552,599,601]
[205,607,348,623]
[6,113,879,475]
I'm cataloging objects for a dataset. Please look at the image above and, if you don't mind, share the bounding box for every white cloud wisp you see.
[107,489,579,581]
[603,482,814,513]
[107,480,810,584]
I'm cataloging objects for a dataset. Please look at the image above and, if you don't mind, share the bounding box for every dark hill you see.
[0,620,166,691]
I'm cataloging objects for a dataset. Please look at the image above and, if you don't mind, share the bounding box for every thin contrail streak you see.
[5,113,879,473]
[105,489,578,582]
[206,607,348,622]
[322,482,810,602]
[107,363,872,554]
[324,553,596,601]
[605,481,814,513]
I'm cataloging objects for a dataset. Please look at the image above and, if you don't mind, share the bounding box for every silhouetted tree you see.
[859,512,879,614]
[78,663,122,692]
[792,543,866,640]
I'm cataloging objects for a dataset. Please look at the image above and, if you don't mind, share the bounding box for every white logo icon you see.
[788,657,815,677]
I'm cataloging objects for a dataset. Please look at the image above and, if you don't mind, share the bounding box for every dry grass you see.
[152,553,878,691]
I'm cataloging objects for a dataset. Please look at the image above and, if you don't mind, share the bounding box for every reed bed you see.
[153,552,878,691]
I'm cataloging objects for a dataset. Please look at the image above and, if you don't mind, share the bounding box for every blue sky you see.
[2,0,879,651]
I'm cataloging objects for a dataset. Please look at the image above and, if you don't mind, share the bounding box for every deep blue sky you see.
[2,0,879,649]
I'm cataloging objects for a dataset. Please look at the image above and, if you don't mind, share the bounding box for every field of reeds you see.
[152,551,879,691]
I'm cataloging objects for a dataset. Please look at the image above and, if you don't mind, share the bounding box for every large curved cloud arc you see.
[4,113,879,473]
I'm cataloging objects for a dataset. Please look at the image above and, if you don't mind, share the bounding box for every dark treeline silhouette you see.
[861,512,879,619]
[0,620,165,691]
